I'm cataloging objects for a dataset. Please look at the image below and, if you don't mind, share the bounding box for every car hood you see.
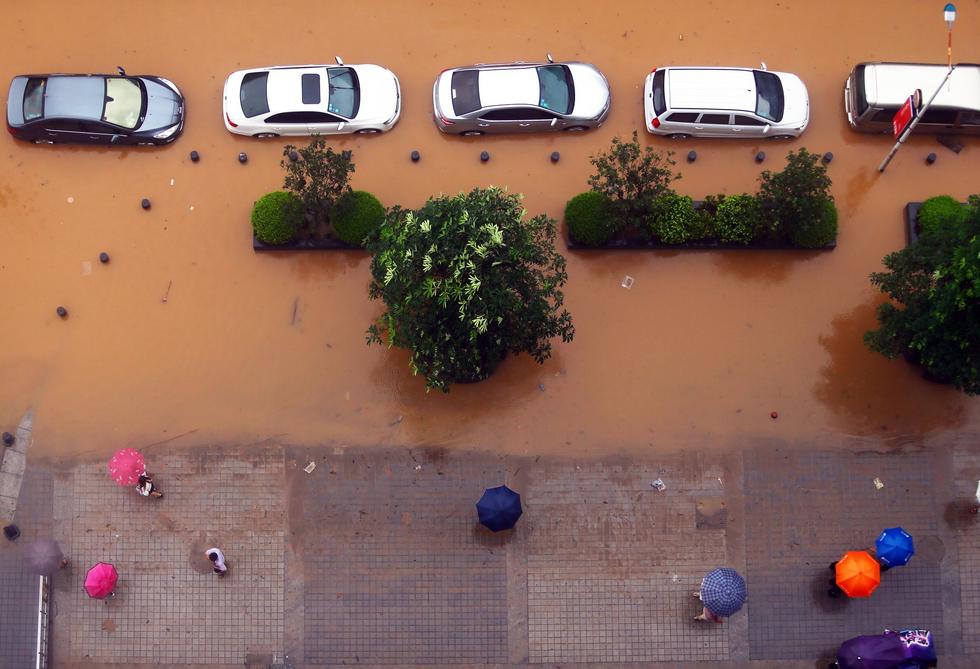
[140,78,183,131]
[568,63,610,119]
[777,72,809,128]
[352,64,399,122]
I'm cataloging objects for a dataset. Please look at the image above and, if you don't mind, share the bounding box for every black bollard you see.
[3,525,20,541]
[56,306,68,319]
[2,432,13,446]
[550,151,560,163]
[190,150,200,163]
[99,252,110,264]
[755,151,765,163]
[140,198,151,210]
[926,153,937,165]
[822,152,834,164]
[238,152,248,164]
[687,150,697,163]
[480,151,490,162]
[288,150,299,162]
[410,150,420,162]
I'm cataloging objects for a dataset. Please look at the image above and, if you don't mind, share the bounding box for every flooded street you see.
[0,0,977,459]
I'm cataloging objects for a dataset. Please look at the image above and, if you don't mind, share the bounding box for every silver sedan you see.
[433,56,610,135]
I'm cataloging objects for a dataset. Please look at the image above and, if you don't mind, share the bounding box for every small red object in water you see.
[770,411,778,420]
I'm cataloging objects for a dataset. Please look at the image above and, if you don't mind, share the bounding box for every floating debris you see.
[303,461,317,474]
[621,275,634,289]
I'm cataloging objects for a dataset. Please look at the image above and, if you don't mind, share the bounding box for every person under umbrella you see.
[22,538,69,575]
[108,448,145,487]
[84,562,118,599]
[476,485,522,532]
[835,550,881,598]
[693,567,746,623]
[874,527,914,570]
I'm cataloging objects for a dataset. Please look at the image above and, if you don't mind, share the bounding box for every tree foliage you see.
[366,187,574,392]
[587,131,679,230]
[757,148,833,244]
[865,195,980,394]
[281,137,355,230]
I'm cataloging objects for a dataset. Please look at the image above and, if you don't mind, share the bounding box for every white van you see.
[844,62,980,134]
[643,66,810,139]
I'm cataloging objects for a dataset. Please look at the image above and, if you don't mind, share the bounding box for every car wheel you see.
[461,131,484,137]
[564,126,588,132]
[33,139,55,145]
[769,134,795,140]
[355,129,380,135]
[666,133,691,140]
[253,133,279,139]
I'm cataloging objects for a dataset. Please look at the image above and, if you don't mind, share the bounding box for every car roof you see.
[263,66,349,114]
[667,68,756,112]
[861,62,980,109]
[478,67,540,107]
[44,76,105,120]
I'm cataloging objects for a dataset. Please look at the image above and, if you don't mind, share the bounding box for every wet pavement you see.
[0,438,977,668]
[1,1,979,459]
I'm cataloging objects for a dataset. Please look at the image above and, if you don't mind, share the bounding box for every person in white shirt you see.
[205,548,228,577]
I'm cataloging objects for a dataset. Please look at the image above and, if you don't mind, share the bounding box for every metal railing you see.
[36,574,50,669]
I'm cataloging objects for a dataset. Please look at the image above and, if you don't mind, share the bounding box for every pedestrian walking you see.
[692,567,746,624]
[205,547,228,577]
[136,472,164,498]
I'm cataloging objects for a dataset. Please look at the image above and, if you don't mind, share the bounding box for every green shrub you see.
[789,198,838,248]
[332,190,385,247]
[757,148,832,243]
[565,192,615,246]
[251,191,303,245]
[714,194,761,245]
[918,195,968,235]
[648,193,697,244]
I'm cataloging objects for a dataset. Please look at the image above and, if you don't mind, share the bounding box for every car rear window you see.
[301,73,321,104]
[241,72,270,118]
[537,65,573,114]
[854,65,869,116]
[327,67,359,118]
[451,70,481,115]
[23,78,45,121]
[652,70,666,115]
[753,71,784,122]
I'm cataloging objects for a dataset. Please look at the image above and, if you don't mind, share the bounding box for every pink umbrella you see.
[108,448,144,486]
[84,562,117,599]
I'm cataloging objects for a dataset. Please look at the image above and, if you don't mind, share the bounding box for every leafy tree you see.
[281,137,354,231]
[588,131,679,230]
[865,195,980,394]
[757,148,835,245]
[366,187,574,392]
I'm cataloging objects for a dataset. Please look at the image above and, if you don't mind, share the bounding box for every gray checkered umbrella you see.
[23,538,64,576]
[700,567,746,617]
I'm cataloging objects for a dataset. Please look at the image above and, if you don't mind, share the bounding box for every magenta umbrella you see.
[84,562,117,599]
[108,448,144,486]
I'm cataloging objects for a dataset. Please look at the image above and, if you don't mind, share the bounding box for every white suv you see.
[643,66,809,139]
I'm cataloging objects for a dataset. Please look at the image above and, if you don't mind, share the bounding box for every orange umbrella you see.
[835,550,881,597]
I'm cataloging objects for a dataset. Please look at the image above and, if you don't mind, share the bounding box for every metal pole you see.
[878,64,956,173]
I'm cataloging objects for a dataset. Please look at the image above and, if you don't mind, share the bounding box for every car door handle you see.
[694,126,704,130]
[478,123,489,127]
[732,128,742,132]
[519,123,531,127]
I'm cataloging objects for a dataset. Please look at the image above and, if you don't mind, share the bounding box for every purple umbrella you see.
[837,633,906,669]
[22,538,64,576]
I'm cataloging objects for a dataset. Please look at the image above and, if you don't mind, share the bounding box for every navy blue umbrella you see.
[700,567,747,617]
[875,527,915,567]
[476,485,522,532]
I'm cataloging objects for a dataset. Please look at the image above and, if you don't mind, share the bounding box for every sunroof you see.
[302,74,321,104]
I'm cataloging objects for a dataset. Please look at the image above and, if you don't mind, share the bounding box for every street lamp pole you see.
[878,3,957,173]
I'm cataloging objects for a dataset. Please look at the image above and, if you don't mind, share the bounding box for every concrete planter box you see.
[904,202,922,246]
[252,231,363,252]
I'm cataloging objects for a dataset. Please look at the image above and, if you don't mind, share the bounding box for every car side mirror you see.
[335,56,344,66]
[762,125,770,134]
[550,118,557,127]
[110,135,122,144]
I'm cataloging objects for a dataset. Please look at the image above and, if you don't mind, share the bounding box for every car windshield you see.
[451,70,481,115]
[537,65,572,114]
[753,71,784,122]
[241,72,270,118]
[327,67,359,118]
[24,78,45,121]
[103,78,142,128]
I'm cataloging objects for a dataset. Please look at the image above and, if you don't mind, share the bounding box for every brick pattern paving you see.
[53,450,285,665]
[953,448,980,655]
[299,450,510,665]
[525,459,731,663]
[744,450,945,660]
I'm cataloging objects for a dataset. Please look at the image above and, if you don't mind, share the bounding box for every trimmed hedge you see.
[251,191,303,245]
[918,195,968,235]
[714,195,761,245]
[648,194,697,244]
[789,198,838,249]
[565,192,616,246]
[333,190,385,247]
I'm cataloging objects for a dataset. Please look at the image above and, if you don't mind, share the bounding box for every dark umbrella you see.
[476,485,522,532]
[700,567,747,617]
[875,527,915,567]
[836,633,907,669]
[23,538,64,575]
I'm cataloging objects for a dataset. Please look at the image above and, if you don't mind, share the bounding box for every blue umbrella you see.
[476,485,522,532]
[836,633,907,669]
[875,527,915,567]
[700,567,746,617]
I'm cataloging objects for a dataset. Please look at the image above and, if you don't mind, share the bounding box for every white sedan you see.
[222,58,400,137]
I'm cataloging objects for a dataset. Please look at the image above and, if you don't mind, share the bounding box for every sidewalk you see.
[1,436,977,669]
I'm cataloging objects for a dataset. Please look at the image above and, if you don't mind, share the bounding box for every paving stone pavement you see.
[0,439,978,668]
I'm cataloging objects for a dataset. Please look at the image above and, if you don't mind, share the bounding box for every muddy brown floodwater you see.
[1,0,978,460]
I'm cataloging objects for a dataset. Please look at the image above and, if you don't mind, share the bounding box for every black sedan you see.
[5,69,184,145]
